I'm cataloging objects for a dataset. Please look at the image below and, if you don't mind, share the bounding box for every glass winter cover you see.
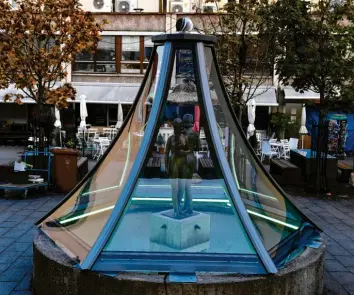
[39,46,165,263]
[202,46,304,253]
[97,47,266,274]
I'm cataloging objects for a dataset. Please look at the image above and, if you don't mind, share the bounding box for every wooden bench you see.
[337,162,353,183]
[77,157,88,182]
[145,157,161,178]
[198,158,216,179]
[270,158,302,185]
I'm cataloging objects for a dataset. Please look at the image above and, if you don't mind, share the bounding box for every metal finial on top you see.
[176,17,194,33]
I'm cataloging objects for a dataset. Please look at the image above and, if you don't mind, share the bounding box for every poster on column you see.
[328,114,347,158]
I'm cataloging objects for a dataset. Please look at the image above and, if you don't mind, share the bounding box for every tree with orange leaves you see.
[0,0,106,148]
[0,0,106,108]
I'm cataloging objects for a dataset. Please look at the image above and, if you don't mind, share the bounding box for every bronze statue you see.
[165,118,190,218]
[181,114,201,215]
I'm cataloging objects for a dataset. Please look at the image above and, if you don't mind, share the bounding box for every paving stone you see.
[332,223,353,231]
[10,291,33,295]
[0,268,29,282]
[325,252,335,260]
[2,230,29,239]
[11,257,33,270]
[335,256,354,267]
[0,222,20,228]
[0,264,10,274]
[0,238,16,247]
[16,234,35,244]
[330,272,354,285]
[325,259,347,272]
[6,244,31,253]
[0,255,22,265]
[341,231,354,240]
[338,239,354,250]
[326,244,351,256]
[0,282,17,295]
[14,272,31,291]
[343,283,354,295]
[14,211,33,217]
[324,271,350,295]
[0,228,10,236]
[20,247,33,258]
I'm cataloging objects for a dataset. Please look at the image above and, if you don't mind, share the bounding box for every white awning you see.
[0,83,141,104]
[0,86,35,103]
[71,82,140,104]
[284,87,320,100]
[243,87,278,106]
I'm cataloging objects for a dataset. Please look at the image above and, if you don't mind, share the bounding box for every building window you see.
[73,36,116,73]
[119,36,153,74]
[73,35,153,74]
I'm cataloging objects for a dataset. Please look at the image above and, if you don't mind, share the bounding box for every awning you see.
[71,82,140,104]
[243,87,278,106]
[0,82,141,104]
[0,86,35,103]
[284,87,320,100]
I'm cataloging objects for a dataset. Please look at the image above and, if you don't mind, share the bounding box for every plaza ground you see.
[1,146,354,294]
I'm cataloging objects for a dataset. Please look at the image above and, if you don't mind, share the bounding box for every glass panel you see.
[39,46,165,263]
[96,36,115,62]
[203,46,303,252]
[121,63,141,74]
[122,36,140,61]
[103,48,257,257]
[96,62,116,73]
[144,37,154,61]
[73,36,116,73]
[74,62,94,72]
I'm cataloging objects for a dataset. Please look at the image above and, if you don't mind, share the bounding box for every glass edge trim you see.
[208,47,321,233]
[195,42,277,274]
[80,42,174,270]
[35,47,159,227]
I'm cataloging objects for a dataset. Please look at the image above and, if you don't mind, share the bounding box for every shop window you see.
[73,36,116,73]
[73,36,153,75]
[86,104,107,126]
[119,36,154,74]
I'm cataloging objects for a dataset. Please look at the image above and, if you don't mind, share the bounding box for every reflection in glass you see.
[40,45,164,263]
[203,46,303,253]
[103,48,258,257]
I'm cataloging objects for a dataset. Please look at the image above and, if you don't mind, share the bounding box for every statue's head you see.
[172,118,183,133]
[182,114,194,128]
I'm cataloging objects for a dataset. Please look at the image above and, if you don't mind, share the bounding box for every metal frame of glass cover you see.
[37,33,320,276]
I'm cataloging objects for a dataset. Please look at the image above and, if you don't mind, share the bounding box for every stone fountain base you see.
[33,231,325,295]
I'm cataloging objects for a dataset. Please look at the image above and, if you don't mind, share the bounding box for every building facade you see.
[1,0,300,136]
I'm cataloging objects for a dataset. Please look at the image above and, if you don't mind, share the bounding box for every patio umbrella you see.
[193,105,200,132]
[54,107,62,146]
[115,102,123,129]
[79,95,88,129]
[247,98,256,139]
[299,104,308,149]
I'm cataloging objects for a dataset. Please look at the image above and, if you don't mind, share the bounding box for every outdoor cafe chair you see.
[289,138,299,150]
[93,137,111,160]
[261,140,278,162]
[280,140,291,160]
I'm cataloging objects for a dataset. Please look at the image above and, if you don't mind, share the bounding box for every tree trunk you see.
[238,107,243,122]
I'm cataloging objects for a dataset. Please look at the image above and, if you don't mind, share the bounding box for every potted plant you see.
[270,112,292,139]
[64,137,78,150]
[156,134,165,154]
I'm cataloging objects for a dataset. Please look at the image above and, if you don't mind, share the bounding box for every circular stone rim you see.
[33,231,325,295]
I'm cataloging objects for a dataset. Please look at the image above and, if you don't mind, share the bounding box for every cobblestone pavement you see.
[0,194,63,295]
[290,195,354,295]
[0,194,354,294]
